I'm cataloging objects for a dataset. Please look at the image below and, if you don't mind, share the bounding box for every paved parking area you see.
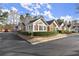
[0,32,79,56]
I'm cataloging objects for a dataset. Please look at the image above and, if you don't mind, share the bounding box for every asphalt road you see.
[1,32,79,56]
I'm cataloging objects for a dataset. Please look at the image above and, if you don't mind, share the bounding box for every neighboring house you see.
[64,21,72,31]
[47,20,58,32]
[18,22,25,31]
[55,21,64,31]
[18,14,33,31]
[71,23,79,32]
[56,20,72,31]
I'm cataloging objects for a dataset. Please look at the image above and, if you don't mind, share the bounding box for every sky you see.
[0,3,79,21]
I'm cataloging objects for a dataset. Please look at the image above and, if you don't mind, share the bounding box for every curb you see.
[29,35,68,45]
[17,33,79,45]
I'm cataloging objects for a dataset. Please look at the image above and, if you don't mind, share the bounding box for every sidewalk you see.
[17,33,79,45]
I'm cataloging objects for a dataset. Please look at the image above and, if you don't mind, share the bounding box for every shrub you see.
[33,32,58,36]
[57,30,62,33]
[71,31,76,33]
[57,30,72,34]
[17,31,58,36]
[17,31,31,36]
[63,30,72,34]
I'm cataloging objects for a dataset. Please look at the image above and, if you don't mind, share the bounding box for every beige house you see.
[47,20,58,32]
[18,16,48,32]
[27,17,48,32]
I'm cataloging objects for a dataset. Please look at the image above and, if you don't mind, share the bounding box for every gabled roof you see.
[73,23,79,26]
[46,20,55,25]
[28,16,48,25]
[29,19,36,23]
[55,20,63,27]
[57,21,72,28]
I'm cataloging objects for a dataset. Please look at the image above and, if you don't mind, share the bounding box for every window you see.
[39,26,43,30]
[34,25,38,30]
[44,26,46,30]
[29,25,32,30]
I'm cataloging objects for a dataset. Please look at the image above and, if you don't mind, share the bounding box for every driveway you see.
[0,32,79,56]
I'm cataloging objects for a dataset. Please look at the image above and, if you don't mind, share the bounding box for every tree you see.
[20,15,25,22]
[0,9,8,31]
[25,13,30,17]
[0,10,8,24]
[19,15,25,31]
[57,19,64,25]
[3,12,8,18]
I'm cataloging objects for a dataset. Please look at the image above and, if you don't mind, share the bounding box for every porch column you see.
[33,24,34,32]
[43,26,44,31]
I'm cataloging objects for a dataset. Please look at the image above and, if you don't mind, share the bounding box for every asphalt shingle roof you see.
[46,20,55,25]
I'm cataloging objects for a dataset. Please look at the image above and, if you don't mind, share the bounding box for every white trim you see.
[53,21,58,28]
[38,24,47,32]
[33,23,35,32]
[33,18,47,32]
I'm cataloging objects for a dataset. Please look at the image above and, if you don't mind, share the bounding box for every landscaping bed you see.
[17,31,77,45]
[17,31,59,36]
[57,30,72,34]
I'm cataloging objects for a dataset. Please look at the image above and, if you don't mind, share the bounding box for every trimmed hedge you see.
[57,30,72,34]
[71,31,76,33]
[17,31,31,35]
[17,31,58,36]
[33,32,58,36]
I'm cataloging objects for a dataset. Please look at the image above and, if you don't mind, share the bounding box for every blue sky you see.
[0,3,78,20]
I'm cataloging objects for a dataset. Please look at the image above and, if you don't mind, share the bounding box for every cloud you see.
[47,3,51,9]
[1,9,9,12]
[36,3,41,8]
[20,3,33,11]
[31,9,40,16]
[60,15,73,21]
[11,7,18,12]
[20,3,55,20]
[43,10,56,19]
[76,18,79,20]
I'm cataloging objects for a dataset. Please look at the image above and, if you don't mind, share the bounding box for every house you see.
[72,23,79,32]
[18,15,48,32]
[17,22,25,31]
[71,20,79,32]
[26,16,48,32]
[56,20,72,31]
[63,21,72,31]
[47,20,58,32]
[18,14,33,31]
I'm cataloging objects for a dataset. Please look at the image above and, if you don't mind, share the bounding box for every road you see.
[0,32,79,56]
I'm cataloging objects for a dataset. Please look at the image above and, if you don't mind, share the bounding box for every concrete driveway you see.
[0,32,79,56]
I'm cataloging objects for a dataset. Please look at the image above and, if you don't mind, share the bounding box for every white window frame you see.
[38,24,47,32]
